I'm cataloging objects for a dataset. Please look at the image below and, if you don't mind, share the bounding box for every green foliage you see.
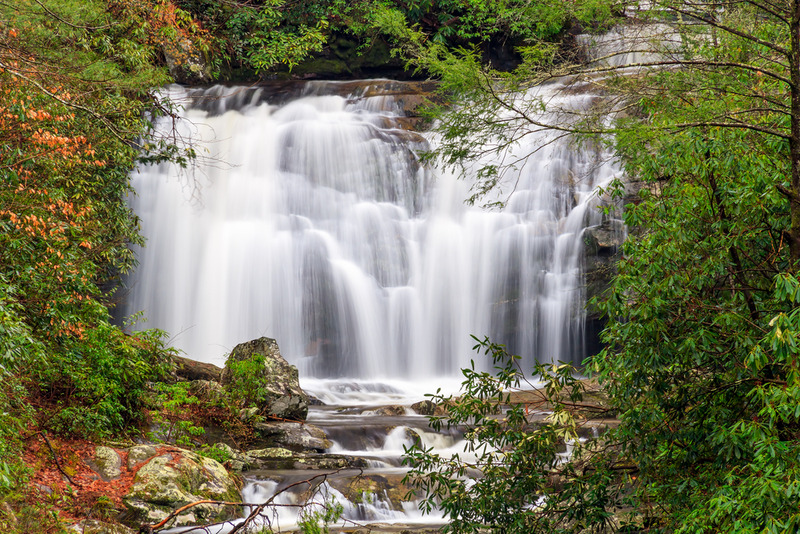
[0,0,187,442]
[148,381,207,446]
[36,326,173,438]
[584,2,800,528]
[402,0,800,532]
[0,377,34,494]
[245,1,329,71]
[404,337,622,533]
[199,443,233,465]
[297,497,344,534]
[168,0,598,76]
[225,353,271,409]
[592,122,800,529]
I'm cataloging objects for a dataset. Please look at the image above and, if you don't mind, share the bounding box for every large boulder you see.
[221,337,309,421]
[121,448,242,529]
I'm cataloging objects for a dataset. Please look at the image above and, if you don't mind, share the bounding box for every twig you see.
[142,499,246,532]
[37,431,80,487]
[264,414,305,424]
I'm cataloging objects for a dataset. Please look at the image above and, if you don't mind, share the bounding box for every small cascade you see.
[161,384,456,534]
[124,79,622,377]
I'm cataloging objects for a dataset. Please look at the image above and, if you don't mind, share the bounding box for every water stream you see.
[126,78,622,531]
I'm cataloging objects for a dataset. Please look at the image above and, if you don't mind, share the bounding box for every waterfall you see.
[123,80,621,378]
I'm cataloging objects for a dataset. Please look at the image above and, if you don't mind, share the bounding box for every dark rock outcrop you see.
[411,400,447,416]
[171,355,223,382]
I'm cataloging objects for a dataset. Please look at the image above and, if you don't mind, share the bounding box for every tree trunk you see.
[789,0,800,264]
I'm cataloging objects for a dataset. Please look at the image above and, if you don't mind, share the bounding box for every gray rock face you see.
[221,337,309,421]
[252,421,331,452]
[89,446,122,481]
[244,448,369,470]
[584,219,626,256]
[121,448,241,528]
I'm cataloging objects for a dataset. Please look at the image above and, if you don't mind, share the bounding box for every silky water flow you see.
[124,79,623,531]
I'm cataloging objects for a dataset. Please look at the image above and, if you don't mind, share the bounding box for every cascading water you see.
[123,79,621,379]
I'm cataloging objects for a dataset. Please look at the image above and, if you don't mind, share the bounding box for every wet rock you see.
[410,400,446,416]
[403,427,423,448]
[307,394,325,406]
[244,447,296,470]
[583,218,625,354]
[88,446,122,481]
[244,448,369,470]
[252,421,331,452]
[221,337,309,422]
[291,454,370,470]
[584,219,625,257]
[507,379,618,429]
[243,447,357,470]
[369,405,407,417]
[121,448,242,528]
[328,473,414,510]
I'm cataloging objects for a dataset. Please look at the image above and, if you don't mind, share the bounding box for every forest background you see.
[1,0,799,532]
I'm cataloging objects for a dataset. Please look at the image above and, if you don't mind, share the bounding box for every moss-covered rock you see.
[127,445,158,470]
[121,448,242,528]
[88,446,122,481]
[162,37,212,85]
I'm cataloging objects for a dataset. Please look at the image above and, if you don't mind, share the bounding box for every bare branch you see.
[668,5,791,58]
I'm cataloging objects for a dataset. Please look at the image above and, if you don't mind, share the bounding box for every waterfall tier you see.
[124,80,621,378]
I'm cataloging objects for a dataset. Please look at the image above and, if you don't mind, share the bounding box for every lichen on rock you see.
[89,446,122,481]
[121,448,241,528]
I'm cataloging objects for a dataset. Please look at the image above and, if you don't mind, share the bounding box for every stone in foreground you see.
[121,448,241,528]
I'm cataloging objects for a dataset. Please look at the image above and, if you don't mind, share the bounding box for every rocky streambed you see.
[63,336,616,534]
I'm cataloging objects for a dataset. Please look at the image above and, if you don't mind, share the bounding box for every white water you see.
[124,80,621,378]
[164,476,446,533]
